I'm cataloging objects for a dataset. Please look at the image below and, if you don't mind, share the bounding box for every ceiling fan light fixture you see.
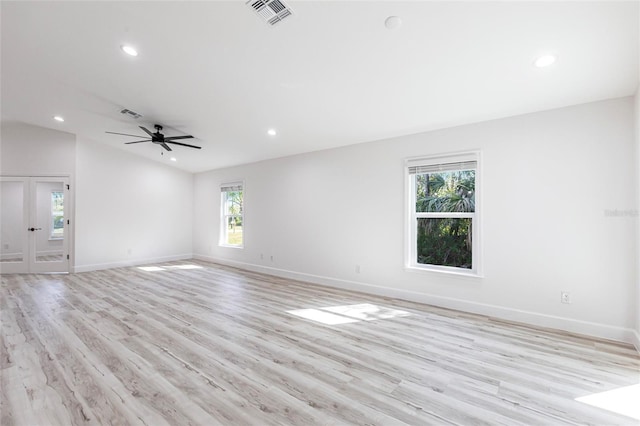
[121,45,138,57]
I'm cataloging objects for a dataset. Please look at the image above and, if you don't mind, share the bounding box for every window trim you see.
[405,151,482,277]
[219,181,244,248]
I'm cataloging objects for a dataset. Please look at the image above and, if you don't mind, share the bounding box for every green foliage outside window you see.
[415,171,475,268]
[225,191,243,228]
[51,191,64,238]
[224,190,243,246]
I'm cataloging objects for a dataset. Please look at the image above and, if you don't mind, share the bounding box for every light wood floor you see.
[1,260,639,425]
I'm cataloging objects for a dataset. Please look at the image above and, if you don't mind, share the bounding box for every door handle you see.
[27,227,42,232]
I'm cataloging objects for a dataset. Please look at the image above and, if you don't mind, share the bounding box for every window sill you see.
[49,237,63,241]
[405,265,483,279]
[219,244,243,249]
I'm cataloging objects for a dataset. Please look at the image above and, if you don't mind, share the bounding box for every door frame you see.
[0,177,29,273]
[1,175,73,274]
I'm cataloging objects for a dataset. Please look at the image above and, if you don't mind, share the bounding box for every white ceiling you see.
[2,1,638,173]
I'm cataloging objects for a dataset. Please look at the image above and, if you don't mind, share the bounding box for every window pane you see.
[225,216,243,245]
[221,187,243,247]
[224,191,243,215]
[52,191,63,212]
[52,214,64,237]
[51,190,64,238]
[416,218,472,269]
[416,170,475,213]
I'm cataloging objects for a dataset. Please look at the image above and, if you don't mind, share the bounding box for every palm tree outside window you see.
[407,153,480,275]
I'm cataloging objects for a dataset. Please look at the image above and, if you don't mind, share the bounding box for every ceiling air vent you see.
[247,0,293,26]
[120,108,143,119]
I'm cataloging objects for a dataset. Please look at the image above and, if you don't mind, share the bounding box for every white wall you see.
[635,6,640,352]
[1,121,76,176]
[635,86,640,350]
[194,97,637,343]
[74,140,193,271]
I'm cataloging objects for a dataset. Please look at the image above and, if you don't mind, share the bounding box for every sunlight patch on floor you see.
[575,383,640,420]
[165,264,203,270]
[137,266,166,272]
[137,264,204,272]
[287,309,360,325]
[323,303,411,321]
[287,303,410,325]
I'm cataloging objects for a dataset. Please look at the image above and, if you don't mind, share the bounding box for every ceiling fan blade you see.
[124,140,152,144]
[165,141,202,149]
[160,142,172,151]
[164,135,194,141]
[139,126,155,137]
[106,131,146,138]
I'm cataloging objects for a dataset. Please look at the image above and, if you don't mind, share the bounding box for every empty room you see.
[1,1,640,425]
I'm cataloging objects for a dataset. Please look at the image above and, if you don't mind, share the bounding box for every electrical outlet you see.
[355,265,361,274]
[270,255,274,262]
[561,291,571,304]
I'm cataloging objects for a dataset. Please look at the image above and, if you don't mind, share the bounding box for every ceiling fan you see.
[106,125,201,151]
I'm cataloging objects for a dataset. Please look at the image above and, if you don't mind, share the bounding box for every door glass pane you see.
[35,181,64,262]
[1,181,25,263]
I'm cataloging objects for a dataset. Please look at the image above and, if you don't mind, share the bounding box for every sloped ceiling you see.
[2,1,638,172]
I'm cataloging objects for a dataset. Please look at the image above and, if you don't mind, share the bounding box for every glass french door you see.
[1,176,70,274]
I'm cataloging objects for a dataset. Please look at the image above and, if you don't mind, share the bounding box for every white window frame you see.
[219,181,244,248]
[405,151,482,277]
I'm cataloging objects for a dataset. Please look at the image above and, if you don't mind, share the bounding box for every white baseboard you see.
[74,253,193,273]
[194,254,639,348]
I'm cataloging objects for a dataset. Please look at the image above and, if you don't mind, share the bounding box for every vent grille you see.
[247,0,293,26]
[120,108,143,119]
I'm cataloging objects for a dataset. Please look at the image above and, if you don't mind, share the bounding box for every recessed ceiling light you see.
[53,116,65,122]
[170,157,177,162]
[267,129,277,136]
[534,54,557,68]
[121,45,138,57]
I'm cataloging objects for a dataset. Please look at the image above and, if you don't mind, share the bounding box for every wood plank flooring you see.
[1,260,639,425]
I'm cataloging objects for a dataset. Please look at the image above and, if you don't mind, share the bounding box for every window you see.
[407,152,480,275]
[220,182,244,247]
[50,191,64,239]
